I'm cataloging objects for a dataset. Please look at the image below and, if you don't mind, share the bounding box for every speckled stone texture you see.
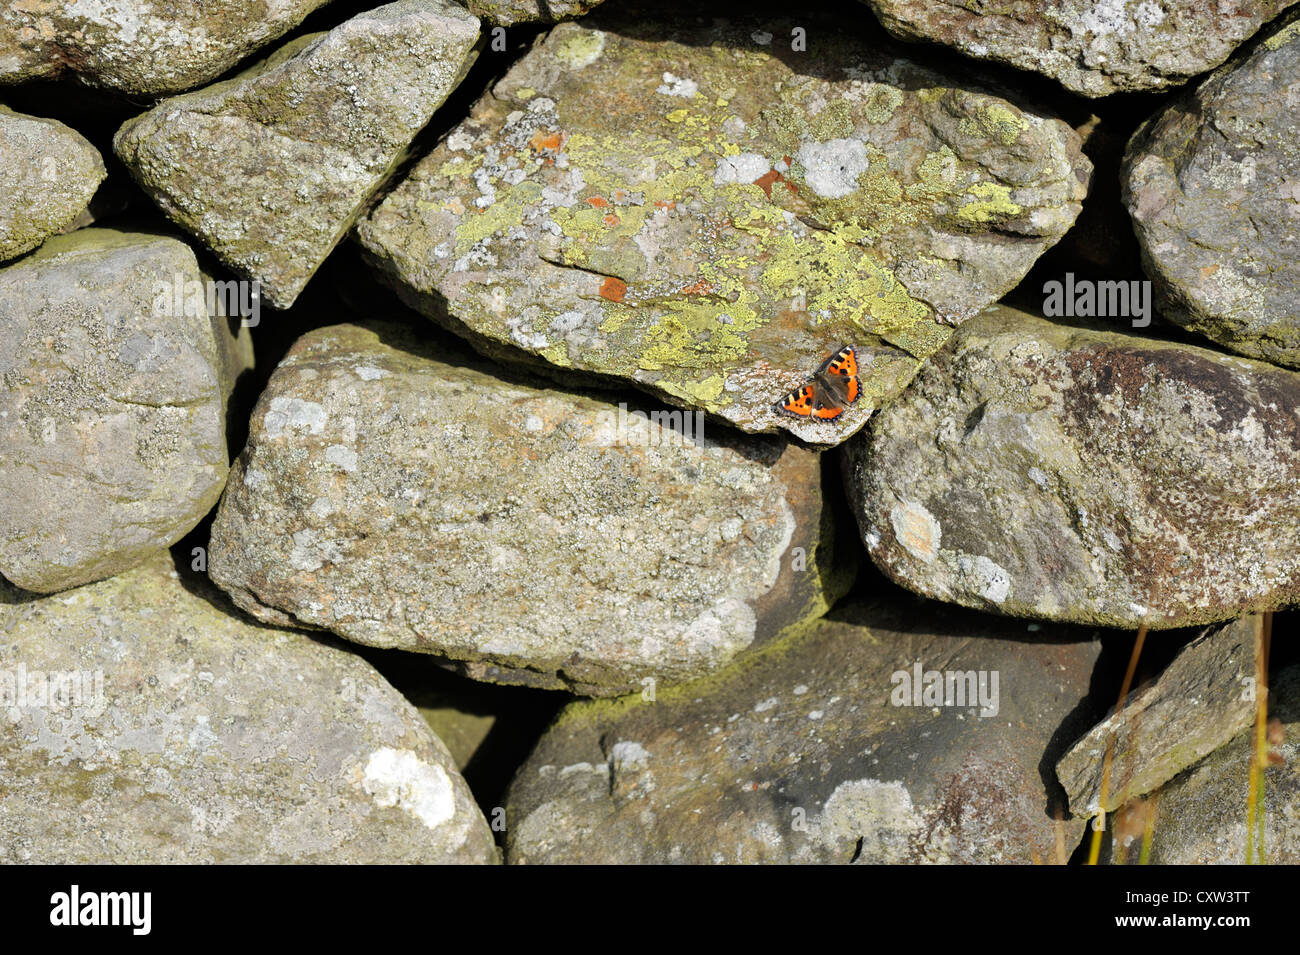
[0,105,104,262]
[0,229,251,594]
[845,306,1300,630]
[0,553,498,864]
[356,9,1089,445]
[208,322,849,697]
[505,598,1101,864]
[862,0,1298,97]
[0,0,333,95]
[115,0,481,309]
[1124,11,1300,369]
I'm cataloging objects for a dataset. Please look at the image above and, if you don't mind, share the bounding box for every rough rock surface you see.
[1137,661,1300,864]
[1124,12,1300,369]
[0,229,247,594]
[209,322,849,696]
[467,0,604,25]
[863,0,1298,97]
[0,553,498,864]
[357,13,1089,445]
[115,0,481,309]
[846,306,1300,630]
[0,105,104,262]
[1058,616,1258,816]
[505,599,1101,864]
[0,0,332,95]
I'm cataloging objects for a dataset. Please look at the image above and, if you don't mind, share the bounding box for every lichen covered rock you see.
[0,105,104,262]
[1124,11,1300,369]
[0,229,247,594]
[208,322,847,696]
[0,0,333,95]
[115,0,481,309]
[357,12,1089,445]
[505,599,1100,864]
[863,0,1298,97]
[846,306,1300,630]
[0,553,497,864]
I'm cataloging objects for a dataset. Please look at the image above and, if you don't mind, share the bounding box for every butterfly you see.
[774,345,861,420]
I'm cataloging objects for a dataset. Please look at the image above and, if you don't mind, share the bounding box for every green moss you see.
[552,610,833,730]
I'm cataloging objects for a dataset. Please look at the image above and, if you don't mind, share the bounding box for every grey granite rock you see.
[846,306,1300,629]
[0,229,249,593]
[505,599,1101,864]
[208,322,849,696]
[116,0,481,308]
[0,552,498,863]
[1125,11,1300,369]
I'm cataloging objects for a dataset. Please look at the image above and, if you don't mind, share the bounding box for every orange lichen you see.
[599,277,627,302]
[529,129,568,164]
[603,213,621,226]
[753,163,799,199]
[753,169,782,198]
[680,279,715,296]
[586,196,610,208]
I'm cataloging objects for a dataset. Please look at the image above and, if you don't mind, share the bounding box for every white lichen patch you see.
[361,747,456,830]
[324,444,358,472]
[263,396,327,438]
[953,553,1012,604]
[610,741,651,768]
[714,152,771,186]
[796,139,869,199]
[890,500,941,563]
[656,72,698,98]
[811,778,922,864]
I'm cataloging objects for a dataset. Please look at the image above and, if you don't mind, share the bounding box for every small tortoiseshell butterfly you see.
[775,345,861,420]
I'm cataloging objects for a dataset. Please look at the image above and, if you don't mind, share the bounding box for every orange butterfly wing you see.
[778,384,816,417]
[824,346,861,405]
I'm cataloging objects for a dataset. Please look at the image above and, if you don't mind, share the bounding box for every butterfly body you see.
[775,346,861,420]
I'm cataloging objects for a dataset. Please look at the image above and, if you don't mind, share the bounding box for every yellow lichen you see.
[956,181,1020,224]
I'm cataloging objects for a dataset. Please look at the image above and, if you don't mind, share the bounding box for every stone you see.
[0,0,333,95]
[467,0,604,25]
[115,0,481,309]
[208,322,850,697]
[862,0,1299,97]
[0,553,497,864]
[1124,11,1300,370]
[505,598,1101,864]
[845,306,1300,630]
[0,228,250,594]
[1058,616,1258,816]
[356,11,1090,446]
[1135,660,1300,864]
[0,105,104,262]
